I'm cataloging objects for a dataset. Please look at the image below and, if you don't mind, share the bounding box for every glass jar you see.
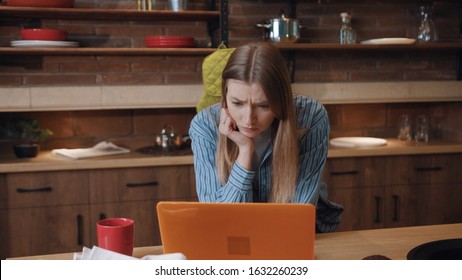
[339,12,356,44]
[417,6,437,43]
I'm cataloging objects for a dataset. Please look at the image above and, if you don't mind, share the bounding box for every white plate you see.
[360,38,416,45]
[330,137,388,148]
[10,40,79,48]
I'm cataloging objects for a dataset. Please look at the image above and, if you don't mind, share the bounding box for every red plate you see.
[6,0,74,7]
[146,42,194,48]
[145,36,194,42]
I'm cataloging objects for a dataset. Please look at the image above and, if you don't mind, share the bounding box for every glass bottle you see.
[417,6,437,43]
[339,12,356,44]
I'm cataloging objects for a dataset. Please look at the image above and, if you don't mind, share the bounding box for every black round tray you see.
[407,238,462,260]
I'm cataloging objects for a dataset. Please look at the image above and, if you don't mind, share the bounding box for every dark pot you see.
[13,144,40,158]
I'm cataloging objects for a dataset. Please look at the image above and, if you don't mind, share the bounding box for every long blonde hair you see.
[216,42,298,203]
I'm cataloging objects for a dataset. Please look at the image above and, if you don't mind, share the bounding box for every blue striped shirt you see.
[189,95,343,232]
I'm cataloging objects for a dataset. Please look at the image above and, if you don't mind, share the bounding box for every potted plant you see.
[4,117,53,158]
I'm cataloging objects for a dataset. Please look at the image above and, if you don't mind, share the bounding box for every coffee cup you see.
[96,218,135,256]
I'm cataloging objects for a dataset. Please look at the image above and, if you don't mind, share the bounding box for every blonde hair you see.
[216,42,298,203]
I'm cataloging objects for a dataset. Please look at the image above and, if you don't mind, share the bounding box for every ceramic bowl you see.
[20,29,68,41]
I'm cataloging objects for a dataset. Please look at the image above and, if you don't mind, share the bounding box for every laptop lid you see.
[156,201,315,260]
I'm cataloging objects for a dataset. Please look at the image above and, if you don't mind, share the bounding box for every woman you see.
[189,42,343,232]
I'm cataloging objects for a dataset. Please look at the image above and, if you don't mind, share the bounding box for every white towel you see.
[52,141,130,160]
[73,246,186,260]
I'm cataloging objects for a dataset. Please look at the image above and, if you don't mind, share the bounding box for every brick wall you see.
[1,0,460,86]
[0,0,461,155]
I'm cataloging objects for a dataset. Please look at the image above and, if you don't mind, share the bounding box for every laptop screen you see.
[156,201,316,260]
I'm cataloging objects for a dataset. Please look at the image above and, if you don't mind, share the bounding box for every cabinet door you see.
[385,154,462,227]
[0,205,90,259]
[88,165,198,248]
[327,186,384,231]
[89,166,195,203]
[384,182,462,228]
[323,157,387,231]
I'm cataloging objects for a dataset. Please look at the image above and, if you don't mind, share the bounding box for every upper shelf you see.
[1,43,460,56]
[0,6,220,21]
[0,47,216,55]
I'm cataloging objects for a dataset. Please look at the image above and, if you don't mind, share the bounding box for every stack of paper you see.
[74,246,186,260]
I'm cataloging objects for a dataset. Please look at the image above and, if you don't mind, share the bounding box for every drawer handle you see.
[374,196,382,223]
[77,214,83,246]
[415,166,442,172]
[392,195,399,222]
[126,181,159,188]
[330,170,359,176]
[16,186,53,193]
[99,213,107,221]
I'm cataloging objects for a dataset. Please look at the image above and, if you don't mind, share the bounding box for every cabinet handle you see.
[77,214,83,246]
[99,213,107,221]
[415,166,442,172]
[126,181,159,188]
[16,186,53,193]
[374,196,381,223]
[392,195,399,222]
[329,170,359,176]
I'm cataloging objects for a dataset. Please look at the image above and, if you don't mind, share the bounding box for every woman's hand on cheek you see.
[219,108,254,170]
[219,109,254,148]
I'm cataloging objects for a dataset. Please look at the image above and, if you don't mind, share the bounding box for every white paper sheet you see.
[52,141,130,160]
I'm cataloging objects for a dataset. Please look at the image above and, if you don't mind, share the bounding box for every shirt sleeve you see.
[293,97,344,232]
[294,99,330,205]
[189,106,255,202]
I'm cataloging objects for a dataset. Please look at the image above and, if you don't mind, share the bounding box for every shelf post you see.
[289,0,297,19]
[220,0,229,47]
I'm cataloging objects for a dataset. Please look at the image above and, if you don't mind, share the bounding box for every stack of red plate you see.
[145,36,195,48]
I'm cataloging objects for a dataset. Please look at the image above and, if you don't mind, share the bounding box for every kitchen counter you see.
[6,223,461,260]
[1,139,461,173]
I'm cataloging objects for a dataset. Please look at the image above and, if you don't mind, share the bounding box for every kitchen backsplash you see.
[1,101,461,157]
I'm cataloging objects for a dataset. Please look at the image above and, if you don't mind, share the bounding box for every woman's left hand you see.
[219,108,254,169]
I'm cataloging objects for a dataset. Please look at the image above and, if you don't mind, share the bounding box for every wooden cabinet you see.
[324,153,462,232]
[0,171,90,259]
[323,157,387,231]
[88,166,197,247]
[0,164,197,259]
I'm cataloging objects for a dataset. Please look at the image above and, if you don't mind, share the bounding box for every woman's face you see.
[225,79,276,139]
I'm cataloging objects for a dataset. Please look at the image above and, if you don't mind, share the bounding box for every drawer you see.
[89,166,195,203]
[1,171,89,209]
[387,154,462,186]
[323,157,387,189]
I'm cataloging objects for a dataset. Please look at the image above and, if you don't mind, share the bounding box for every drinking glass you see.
[415,115,429,142]
[398,114,412,141]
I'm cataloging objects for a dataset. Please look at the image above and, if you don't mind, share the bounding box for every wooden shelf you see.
[0,47,216,56]
[2,43,460,57]
[0,6,220,21]
[275,42,462,51]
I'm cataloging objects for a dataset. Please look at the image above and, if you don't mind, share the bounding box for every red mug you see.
[96,218,135,256]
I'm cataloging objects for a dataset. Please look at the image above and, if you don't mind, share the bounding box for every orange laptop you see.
[156,201,316,260]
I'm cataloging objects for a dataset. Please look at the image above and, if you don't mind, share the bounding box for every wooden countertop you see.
[328,138,462,158]
[7,223,461,260]
[1,139,461,173]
